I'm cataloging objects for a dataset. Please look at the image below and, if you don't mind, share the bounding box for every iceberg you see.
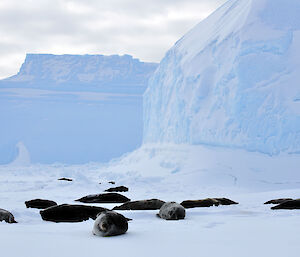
[144,0,300,155]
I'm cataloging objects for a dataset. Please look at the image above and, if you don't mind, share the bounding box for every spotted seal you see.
[93,210,128,237]
[157,202,185,220]
[0,208,17,223]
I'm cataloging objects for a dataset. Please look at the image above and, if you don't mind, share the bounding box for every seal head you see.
[158,202,185,220]
[93,210,128,237]
[0,208,17,223]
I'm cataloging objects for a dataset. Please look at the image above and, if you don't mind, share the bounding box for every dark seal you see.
[40,204,108,222]
[271,199,300,210]
[158,202,185,220]
[181,198,238,208]
[0,208,17,223]
[181,198,219,208]
[76,193,130,203]
[264,198,293,205]
[105,186,129,192]
[25,199,57,209]
[113,199,165,210]
[58,177,73,181]
[93,210,128,237]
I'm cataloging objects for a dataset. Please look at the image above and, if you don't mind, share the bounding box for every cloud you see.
[0,0,226,79]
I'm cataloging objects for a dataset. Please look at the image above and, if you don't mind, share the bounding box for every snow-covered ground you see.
[1,144,299,257]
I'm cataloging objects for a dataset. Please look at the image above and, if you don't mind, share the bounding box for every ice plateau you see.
[0,54,157,164]
[4,54,157,93]
[144,0,300,155]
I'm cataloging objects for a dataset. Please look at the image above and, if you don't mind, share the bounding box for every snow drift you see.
[144,0,300,155]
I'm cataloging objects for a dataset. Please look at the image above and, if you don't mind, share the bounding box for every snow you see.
[0,54,157,164]
[144,0,300,155]
[0,144,300,257]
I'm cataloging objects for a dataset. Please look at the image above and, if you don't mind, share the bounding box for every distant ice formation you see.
[4,54,157,90]
[144,0,300,155]
[0,54,157,164]
[10,142,31,166]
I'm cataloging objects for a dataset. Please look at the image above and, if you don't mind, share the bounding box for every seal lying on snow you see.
[0,208,17,223]
[271,199,300,210]
[264,198,293,205]
[58,177,73,181]
[113,199,165,210]
[76,193,130,203]
[105,186,129,192]
[181,198,219,208]
[25,199,57,209]
[93,211,128,237]
[181,198,238,208]
[157,202,185,220]
[40,204,108,222]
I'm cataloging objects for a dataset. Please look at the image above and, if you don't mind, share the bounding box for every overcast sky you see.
[0,0,226,79]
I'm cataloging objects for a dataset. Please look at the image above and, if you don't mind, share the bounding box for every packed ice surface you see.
[0,54,157,164]
[144,0,300,155]
[0,144,300,257]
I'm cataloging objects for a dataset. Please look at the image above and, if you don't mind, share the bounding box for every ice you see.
[0,54,157,164]
[0,144,300,257]
[144,0,300,155]
[5,54,157,92]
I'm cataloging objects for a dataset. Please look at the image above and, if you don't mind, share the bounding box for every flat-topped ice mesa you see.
[144,0,300,155]
[0,54,158,164]
[3,53,157,93]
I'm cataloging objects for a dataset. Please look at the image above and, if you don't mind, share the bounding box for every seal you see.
[181,198,219,208]
[58,177,73,181]
[40,204,108,222]
[264,198,293,205]
[181,198,238,208]
[75,193,130,204]
[0,208,17,223]
[113,199,165,210]
[105,186,129,192]
[271,199,300,210]
[25,199,57,209]
[93,210,128,237]
[157,202,185,220]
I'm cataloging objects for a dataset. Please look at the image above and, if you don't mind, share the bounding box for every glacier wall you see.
[144,0,300,155]
[0,54,157,164]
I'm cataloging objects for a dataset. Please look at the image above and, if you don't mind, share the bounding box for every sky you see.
[0,0,226,79]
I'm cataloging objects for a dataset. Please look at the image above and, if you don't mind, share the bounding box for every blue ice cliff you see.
[144,0,300,155]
